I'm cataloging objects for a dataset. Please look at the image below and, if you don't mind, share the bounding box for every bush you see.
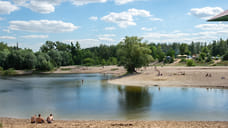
[0,123,2,128]
[186,59,195,66]
[164,56,174,64]
[180,58,186,63]
[1,68,16,76]
[36,60,54,71]
[83,58,95,66]
[0,66,3,71]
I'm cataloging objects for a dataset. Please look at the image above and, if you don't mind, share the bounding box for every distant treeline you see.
[0,37,228,71]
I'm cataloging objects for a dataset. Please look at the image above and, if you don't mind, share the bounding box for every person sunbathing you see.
[30,114,36,123]
[47,114,54,123]
[36,114,45,123]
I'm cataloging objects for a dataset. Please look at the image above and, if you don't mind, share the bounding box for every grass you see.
[214,61,228,66]
[61,68,72,71]
[1,68,16,76]
[111,68,119,71]
[0,123,2,128]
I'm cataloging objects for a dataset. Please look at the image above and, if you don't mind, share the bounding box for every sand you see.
[13,65,228,89]
[44,65,126,76]
[108,66,228,88]
[1,118,228,128]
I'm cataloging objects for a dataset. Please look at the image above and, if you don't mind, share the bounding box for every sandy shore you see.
[44,65,126,76]
[108,66,228,88]
[1,118,228,128]
[13,65,228,88]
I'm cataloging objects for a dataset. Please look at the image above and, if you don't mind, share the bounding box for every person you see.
[30,114,36,123]
[36,114,45,123]
[47,114,54,123]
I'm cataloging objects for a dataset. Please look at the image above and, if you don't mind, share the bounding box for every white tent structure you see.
[208,10,228,21]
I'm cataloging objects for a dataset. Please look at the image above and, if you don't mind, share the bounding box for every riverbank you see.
[108,66,228,88]
[0,118,228,128]
[45,65,126,76]
[10,65,228,89]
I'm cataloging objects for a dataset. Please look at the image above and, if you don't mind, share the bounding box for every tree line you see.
[0,36,228,72]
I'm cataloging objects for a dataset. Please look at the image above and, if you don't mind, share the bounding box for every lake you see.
[0,73,228,121]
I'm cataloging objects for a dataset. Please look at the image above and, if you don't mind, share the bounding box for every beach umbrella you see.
[208,10,228,21]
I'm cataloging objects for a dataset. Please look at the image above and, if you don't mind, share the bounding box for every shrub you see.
[1,68,16,76]
[180,58,186,63]
[83,58,95,66]
[0,123,2,128]
[0,66,3,71]
[186,59,195,66]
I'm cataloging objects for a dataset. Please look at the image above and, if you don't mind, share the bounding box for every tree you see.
[223,51,228,61]
[48,49,62,67]
[21,49,37,69]
[117,36,153,73]
[156,45,165,62]
[0,49,10,69]
[180,43,189,55]
[35,52,53,71]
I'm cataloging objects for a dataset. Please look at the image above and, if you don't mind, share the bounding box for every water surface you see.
[0,73,228,121]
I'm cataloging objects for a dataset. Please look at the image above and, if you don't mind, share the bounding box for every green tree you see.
[180,43,189,55]
[117,36,153,73]
[48,49,62,67]
[35,52,53,71]
[223,51,228,61]
[156,45,165,62]
[21,49,37,69]
[0,49,10,69]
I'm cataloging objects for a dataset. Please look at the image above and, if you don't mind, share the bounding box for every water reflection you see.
[0,74,228,121]
[117,86,153,119]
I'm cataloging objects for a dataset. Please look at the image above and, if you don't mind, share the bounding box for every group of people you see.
[31,114,54,124]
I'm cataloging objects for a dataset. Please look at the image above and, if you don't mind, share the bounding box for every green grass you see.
[214,61,228,66]
[1,68,16,76]
[61,68,72,71]
[111,68,119,71]
[0,123,2,128]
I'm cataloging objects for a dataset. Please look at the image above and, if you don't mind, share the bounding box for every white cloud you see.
[26,1,55,14]
[150,17,163,22]
[11,0,139,14]
[9,20,79,33]
[71,0,107,6]
[89,16,98,21]
[13,0,62,14]
[64,39,100,48]
[0,36,16,39]
[97,34,116,42]
[114,0,136,5]
[142,23,228,43]
[188,7,224,20]
[105,27,116,30]
[0,17,3,21]
[2,29,10,33]
[101,8,151,28]
[0,1,19,14]
[21,35,48,39]
[141,27,153,31]
[195,23,228,31]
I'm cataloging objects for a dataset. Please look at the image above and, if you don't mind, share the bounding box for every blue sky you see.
[0,0,228,51]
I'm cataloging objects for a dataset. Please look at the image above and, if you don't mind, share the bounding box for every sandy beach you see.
[44,65,126,76]
[12,65,228,88]
[108,66,228,88]
[1,118,228,128]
